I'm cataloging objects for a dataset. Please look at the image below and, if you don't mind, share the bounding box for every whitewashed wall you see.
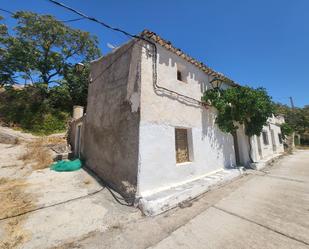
[253,121,284,160]
[236,124,251,165]
[240,116,284,165]
[137,44,236,197]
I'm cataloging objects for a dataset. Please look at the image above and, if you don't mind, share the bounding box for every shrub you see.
[0,86,70,135]
[30,112,69,135]
[280,123,293,139]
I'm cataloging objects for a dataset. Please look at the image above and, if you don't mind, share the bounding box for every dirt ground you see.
[1,127,307,249]
[0,127,247,249]
[0,129,249,249]
[0,128,142,249]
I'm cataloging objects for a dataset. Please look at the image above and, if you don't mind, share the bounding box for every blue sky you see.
[1,0,308,107]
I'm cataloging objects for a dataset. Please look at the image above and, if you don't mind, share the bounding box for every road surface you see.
[150,150,309,249]
[3,140,307,248]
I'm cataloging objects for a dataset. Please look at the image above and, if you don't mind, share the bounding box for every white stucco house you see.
[70,30,285,215]
[235,115,284,171]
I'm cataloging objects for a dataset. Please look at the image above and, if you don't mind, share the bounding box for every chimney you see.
[73,105,84,119]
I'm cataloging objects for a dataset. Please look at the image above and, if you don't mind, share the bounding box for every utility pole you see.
[289,96,298,147]
[289,96,295,109]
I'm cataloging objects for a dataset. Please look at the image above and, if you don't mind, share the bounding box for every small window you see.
[278,133,283,144]
[175,128,190,163]
[262,131,269,145]
[177,70,183,81]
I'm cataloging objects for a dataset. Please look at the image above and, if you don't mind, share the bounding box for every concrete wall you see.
[82,40,142,198]
[256,122,284,159]
[236,125,251,166]
[137,43,236,197]
[79,37,285,201]
[68,116,84,157]
[238,116,285,165]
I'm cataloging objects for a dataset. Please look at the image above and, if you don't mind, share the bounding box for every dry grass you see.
[0,178,34,219]
[0,134,66,248]
[83,179,91,185]
[0,177,9,185]
[0,177,34,249]
[14,137,21,145]
[19,138,53,170]
[45,135,66,145]
[0,216,31,249]
[296,145,309,150]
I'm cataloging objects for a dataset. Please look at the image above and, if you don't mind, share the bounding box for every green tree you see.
[0,12,101,134]
[0,16,17,84]
[202,86,274,136]
[47,64,90,112]
[280,123,293,139]
[63,64,91,109]
[274,103,309,135]
[202,85,274,163]
[1,11,100,87]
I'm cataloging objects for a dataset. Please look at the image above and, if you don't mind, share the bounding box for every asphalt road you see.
[150,150,309,249]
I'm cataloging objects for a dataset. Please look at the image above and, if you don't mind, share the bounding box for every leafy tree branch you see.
[0,12,101,134]
[0,11,101,87]
[202,86,274,137]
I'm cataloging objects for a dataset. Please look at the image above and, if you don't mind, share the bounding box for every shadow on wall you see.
[157,50,198,83]
[153,88,201,108]
[144,45,210,108]
[156,45,211,92]
[201,107,235,168]
[145,45,235,168]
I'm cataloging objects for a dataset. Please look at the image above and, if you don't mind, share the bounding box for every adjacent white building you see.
[235,117,284,171]
[70,30,285,215]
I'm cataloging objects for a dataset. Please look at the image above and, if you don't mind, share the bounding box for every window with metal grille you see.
[262,131,269,145]
[175,128,190,163]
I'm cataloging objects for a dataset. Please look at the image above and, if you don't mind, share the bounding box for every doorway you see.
[270,129,276,152]
[75,124,82,158]
[257,136,262,159]
[232,131,241,166]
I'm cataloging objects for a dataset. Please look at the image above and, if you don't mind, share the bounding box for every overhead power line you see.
[61,17,86,23]
[47,0,138,39]
[47,0,205,106]
[289,96,295,109]
[0,8,14,15]
[0,7,86,23]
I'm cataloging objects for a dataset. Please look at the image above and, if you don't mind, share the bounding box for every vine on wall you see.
[202,86,274,137]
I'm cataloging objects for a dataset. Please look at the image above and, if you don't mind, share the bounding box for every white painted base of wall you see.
[138,167,245,216]
[249,152,284,171]
[137,122,236,196]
